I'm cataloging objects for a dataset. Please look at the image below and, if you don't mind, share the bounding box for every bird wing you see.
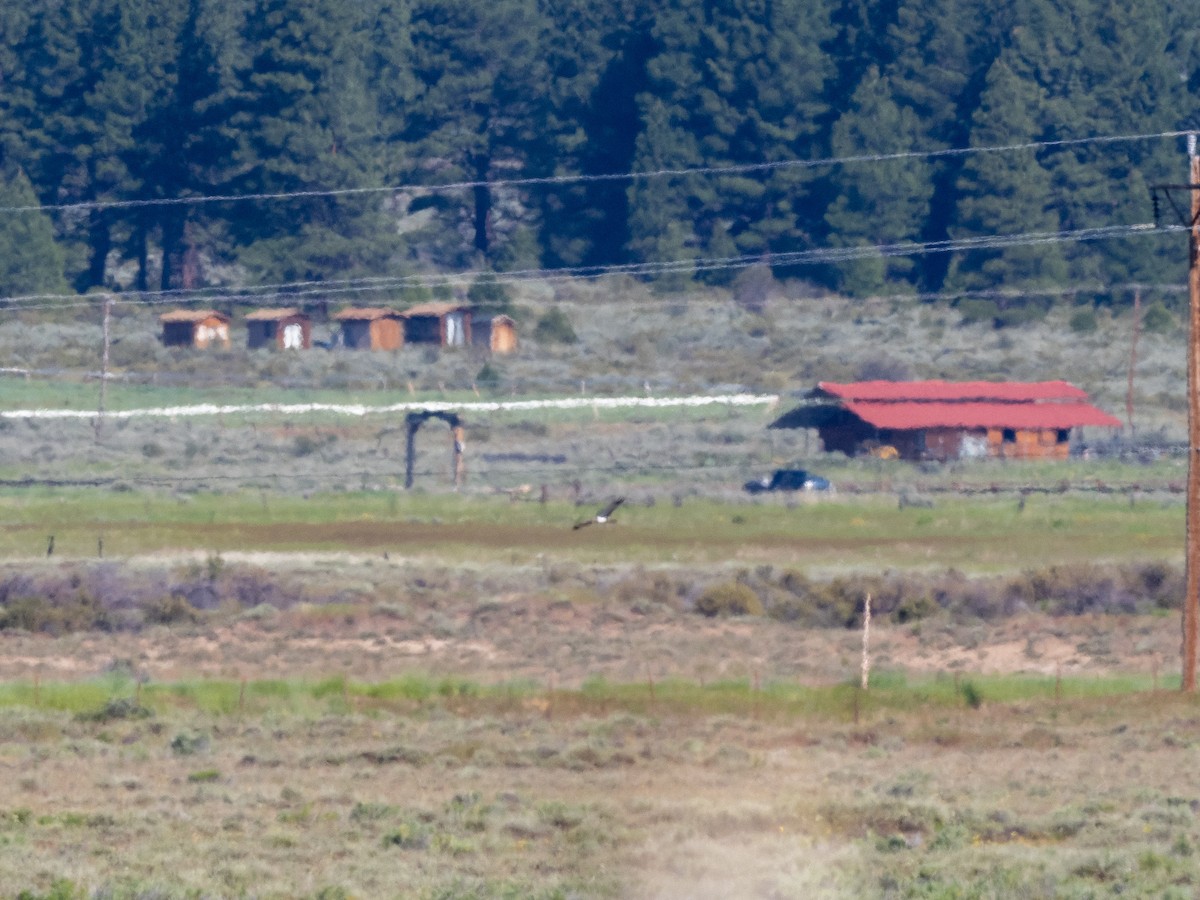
[599,497,625,518]
[572,519,592,530]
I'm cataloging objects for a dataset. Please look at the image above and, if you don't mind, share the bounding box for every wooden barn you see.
[245,308,311,350]
[471,314,518,354]
[403,302,472,347]
[771,381,1122,461]
[332,307,405,350]
[159,309,231,349]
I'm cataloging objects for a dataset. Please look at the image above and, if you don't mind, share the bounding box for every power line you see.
[0,223,1184,312]
[0,129,1188,216]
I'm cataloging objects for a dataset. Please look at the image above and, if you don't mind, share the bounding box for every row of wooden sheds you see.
[159,303,518,353]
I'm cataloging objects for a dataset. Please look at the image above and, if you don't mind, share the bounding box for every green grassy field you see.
[0,488,1182,572]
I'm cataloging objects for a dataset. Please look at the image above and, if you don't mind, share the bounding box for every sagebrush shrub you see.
[695,581,763,617]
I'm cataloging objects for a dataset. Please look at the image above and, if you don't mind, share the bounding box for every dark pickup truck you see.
[743,468,832,494]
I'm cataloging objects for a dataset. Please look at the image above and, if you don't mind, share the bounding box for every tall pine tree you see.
[0,165,67,298]
[822,66,934,297]
[133,0,246,290]
[945,56,1066,306]
[405,0,552,270]
[627,0,835,285]
[230,0,399,284]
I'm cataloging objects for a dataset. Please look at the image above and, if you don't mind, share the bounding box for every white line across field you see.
[1,393,781,420]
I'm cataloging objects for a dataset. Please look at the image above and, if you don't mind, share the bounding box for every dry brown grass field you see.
[0,503,1195,899]
[1,282,1197,897]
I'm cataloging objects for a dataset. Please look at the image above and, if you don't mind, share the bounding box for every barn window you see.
[1001,428,1016,443]
[1055,428,1070,444]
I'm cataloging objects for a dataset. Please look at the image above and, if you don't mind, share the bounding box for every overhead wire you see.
[0,223,1186,312]
[0,129,1188,216]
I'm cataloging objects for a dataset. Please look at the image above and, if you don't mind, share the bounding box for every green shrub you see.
[1142,300,1176,334]
[144,594,201,626]
[170,731,210,755]
[475,362,501,389]
[1069,309,1098,334]
[467,274,513,315]
[533,308,577,344]
[76,697,153,723]
[382,819,430,850]
[994,302,1049,328]
[895,593,938,623]
[16,879,82,900]
[350,802,396,824]
[955,298,998,325]
[960,681,984,709]
[695,581,764,617]
[0,593,112,635]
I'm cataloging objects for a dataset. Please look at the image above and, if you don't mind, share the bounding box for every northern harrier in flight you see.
[573,497,625,530]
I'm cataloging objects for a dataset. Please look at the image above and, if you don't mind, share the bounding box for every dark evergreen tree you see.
[133,0,247,290]
[363,0,419,186]
[945,56,1066,302]
[405,0,552,270]
[1031,0,1182,294]
[230,0,400,284]
[533,0,654,269]
[0,7,31,161]
[822,66,934,297]
[0,165,67,297]
[3,0,93,284]
[627,0,835,285]
[4,0,188,291]
[825,0,901,117]
[882,0,1001,288]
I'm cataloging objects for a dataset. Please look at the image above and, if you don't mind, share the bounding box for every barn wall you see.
[817,421,875,455]
[162,322,193,347]
[880,430,925,460]
[247,321,274,349]
[277,316,310,349]
[193,317,229,349]
[490,322,517,353]
[988,427,1071,459]
[370,317,404,350]
[342,320,372,349]
[406,316,442,343]
[921,428,966,461]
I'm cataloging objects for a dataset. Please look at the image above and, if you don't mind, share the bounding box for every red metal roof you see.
[817,380,1090,402]
[845,400,1122,430]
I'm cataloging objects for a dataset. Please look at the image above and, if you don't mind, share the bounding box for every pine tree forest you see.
[1,0,1199,318]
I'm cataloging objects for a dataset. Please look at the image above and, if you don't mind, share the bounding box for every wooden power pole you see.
[1185,135,1200,692]
[1156,136,1200,691]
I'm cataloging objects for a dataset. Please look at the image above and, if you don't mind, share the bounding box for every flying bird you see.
[573,497,625,530]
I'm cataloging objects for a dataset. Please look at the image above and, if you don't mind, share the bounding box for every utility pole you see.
[1125,288,1140,435]
[95,295,112,443]
[1187,137,1200,692]
[1151,136,1200,691]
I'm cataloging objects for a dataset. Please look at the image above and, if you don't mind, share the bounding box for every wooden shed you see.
[332,307,405,350]
[472,314,518,354]
[160,309,231,349]
[771,381,1121,461]
[402,302,472,347]
[245,308,311,350]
